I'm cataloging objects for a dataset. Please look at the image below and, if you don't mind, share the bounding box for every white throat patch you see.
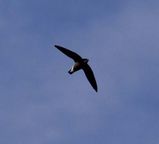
[70,65,74,72]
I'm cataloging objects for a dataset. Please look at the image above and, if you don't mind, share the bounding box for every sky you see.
[0,0,159,144]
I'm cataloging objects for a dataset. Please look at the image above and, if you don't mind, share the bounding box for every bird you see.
[54,45,98,92]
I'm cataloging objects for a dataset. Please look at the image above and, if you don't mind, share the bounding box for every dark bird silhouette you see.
[54,45,98,92]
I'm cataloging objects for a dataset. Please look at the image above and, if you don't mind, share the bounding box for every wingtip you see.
[54,45,62,50]
[54,45,58,48]
[93,86,98,92]
[54,45,64,50]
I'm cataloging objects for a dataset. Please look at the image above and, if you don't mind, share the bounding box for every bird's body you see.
[68,62,82,74]
[54,45,98,92]
[68,58,88,74]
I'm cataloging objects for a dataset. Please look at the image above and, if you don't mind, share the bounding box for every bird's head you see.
[83,58,89,63]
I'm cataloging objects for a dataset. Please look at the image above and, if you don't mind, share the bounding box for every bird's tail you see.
[68,70,73,74]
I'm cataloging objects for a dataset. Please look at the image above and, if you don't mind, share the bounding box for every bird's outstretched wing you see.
[82,64,98,92]
[54,45,82,62]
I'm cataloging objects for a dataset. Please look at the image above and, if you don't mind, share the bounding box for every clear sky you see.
[0,0,159,144]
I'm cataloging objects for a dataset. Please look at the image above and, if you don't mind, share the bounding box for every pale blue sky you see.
[0,0,159,144]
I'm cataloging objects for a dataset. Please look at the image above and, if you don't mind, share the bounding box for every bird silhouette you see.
[54,45,98,92]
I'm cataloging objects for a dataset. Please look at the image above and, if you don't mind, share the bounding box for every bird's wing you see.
[82,64,98,92]
[54,45,82,62]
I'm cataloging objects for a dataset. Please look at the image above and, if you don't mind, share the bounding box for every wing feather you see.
[83,64,98,92]
[54,45,82,62]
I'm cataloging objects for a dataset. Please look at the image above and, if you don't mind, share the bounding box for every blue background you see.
[0,0,159,143]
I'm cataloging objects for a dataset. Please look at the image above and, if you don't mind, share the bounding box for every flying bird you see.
[54,45,98,92]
